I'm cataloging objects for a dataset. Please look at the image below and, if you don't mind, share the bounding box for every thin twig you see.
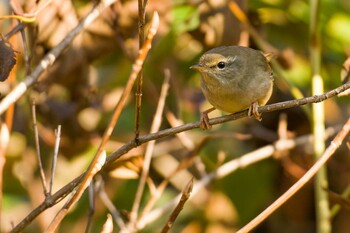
[228,1,276,52]
[0,0,118,115]
[139,177,170,220]
[139,99,209,219]
[45,151,106,233]
[160,178,193,233]
[277,114,306,178]
[31,101,49,196]
[128,70,170,230]
[10,82,349,232]
[237,117,350,233]
[4,22,26,41]
[10,172,84,233]
[165,110,207,177]
[97,177,126,231]
[85,182,95,233]
[134,0,149,141]
[330,184,350,218]
[165,111,195,150]
[49,125,61,195]
[139,129,224,219]
[0,0,53,23]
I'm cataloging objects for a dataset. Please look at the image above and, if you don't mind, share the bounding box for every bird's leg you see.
[200,107,216,130]
[248,102,262,121]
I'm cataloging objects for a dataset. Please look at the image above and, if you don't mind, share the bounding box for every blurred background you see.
[0,0,350,232]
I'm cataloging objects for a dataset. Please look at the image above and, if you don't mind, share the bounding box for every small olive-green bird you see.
[190,46,274,129]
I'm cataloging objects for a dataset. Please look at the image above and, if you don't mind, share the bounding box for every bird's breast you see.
[200,76,250,113]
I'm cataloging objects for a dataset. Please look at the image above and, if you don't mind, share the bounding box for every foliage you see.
[0,0,350,232]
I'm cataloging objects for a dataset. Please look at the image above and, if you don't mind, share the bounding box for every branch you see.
[128,70,170,229]
[160,178,193,233]
[10,82,350,232]
[44,151,106,232]
[97,177,126,231]
[237,116,350,233]
[134,0,149,140]
[136,125,340,229]
[44,10,160,233]
[107,81,350,165]
[31,101,49,196]
[0,0,118,115]
[49,125,61,195]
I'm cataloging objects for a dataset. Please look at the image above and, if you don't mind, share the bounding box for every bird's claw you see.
[248,102,262,121]
[200,112,212,130]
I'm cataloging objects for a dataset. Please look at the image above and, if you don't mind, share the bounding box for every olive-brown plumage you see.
[191,46,274,129]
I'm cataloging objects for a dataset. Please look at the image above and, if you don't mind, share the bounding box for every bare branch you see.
[107,81,350,165]
[97,177,126,231]
[85,182,95,233]
[330,184,350,218]
[49,125,61,195]
[160,178,193,233]
[10,173,84,233]
[31,101,49,196]
[9,81,349,233]
[45,151,106,232]
[134,0,149,140]
[0,0,118,115]
[136,125,340,229]
[129,70,170,229]
[237,117,350,233]
[45,11,159,232]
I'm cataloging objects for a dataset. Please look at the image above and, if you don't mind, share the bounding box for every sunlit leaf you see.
[172,5,200,34]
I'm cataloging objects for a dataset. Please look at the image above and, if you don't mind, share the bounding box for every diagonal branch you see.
[160,178,193,233]
[237,116,350,233]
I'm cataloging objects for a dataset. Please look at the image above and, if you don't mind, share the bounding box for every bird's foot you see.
[199,107,216,130]
[248,102,262,121]
[200,112,211,130]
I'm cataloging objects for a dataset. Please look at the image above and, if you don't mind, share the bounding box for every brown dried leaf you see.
[108,154,143,179]
[101,214,113,233]
[0,37,16,82]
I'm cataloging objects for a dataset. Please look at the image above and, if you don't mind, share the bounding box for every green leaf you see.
[172,5,200,34]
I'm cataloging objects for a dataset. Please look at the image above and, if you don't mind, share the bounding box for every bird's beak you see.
[190,64,205,71]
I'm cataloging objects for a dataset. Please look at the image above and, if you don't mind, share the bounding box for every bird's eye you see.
[217,61,226,69]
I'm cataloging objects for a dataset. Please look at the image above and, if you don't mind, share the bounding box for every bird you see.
[190,45,274,129]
